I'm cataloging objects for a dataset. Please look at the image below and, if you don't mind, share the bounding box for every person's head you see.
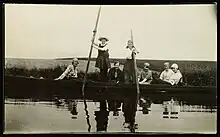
[127,40,134,49]
[72,57,79,67]
[143,62,150,71]
[171,63,179,73]
[98,37,109,45]
[164,62,170,70]
[114,61,120,69]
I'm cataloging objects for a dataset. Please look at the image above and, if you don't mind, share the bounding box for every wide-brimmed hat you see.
[98,37,109,41]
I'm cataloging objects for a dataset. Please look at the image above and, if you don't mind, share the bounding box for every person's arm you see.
[160,71,164,80]
[55,65,70,80]
[140,71,152,84]
[139,78,147,83]
[93,43,108,51]
[108,68,113,81]
[137,71,142,82]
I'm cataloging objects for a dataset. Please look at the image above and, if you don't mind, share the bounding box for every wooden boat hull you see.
[4,75,217,105]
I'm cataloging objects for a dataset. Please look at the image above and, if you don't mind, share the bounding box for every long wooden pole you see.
[81,6,102,132]
[131,30,140,104]
[82,6,101,96]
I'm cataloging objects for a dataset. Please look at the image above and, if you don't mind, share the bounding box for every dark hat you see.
[98,37,109,41]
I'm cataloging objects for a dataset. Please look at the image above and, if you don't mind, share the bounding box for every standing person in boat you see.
[138,63,153,85]
[160,62,174,83]
[92,37,111,82]
[168,63,183,85]
[108,61,124,84]
[123,40,139,84]
[55,57,79,80]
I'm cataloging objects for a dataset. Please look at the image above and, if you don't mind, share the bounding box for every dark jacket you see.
[108,67,123,83]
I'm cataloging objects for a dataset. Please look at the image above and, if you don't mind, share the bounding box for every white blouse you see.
[125,48,134,59]
[160,69,174,82]
[168,70,183,85]
[99,43,109,51]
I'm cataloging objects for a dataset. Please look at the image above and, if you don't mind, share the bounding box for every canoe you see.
[4,75,217,104]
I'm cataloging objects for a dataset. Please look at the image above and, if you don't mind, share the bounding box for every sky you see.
[5,4,217,61]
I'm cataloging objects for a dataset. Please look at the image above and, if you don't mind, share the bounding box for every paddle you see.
[130,30,140,104]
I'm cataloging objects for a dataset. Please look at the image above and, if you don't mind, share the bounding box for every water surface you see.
[4,98,217,134]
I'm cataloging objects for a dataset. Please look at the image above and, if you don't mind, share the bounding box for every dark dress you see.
[123,49,136,84]
[95,44,111,81]
[95,44,111,70]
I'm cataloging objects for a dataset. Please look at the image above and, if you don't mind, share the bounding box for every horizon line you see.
[5,57,217,62]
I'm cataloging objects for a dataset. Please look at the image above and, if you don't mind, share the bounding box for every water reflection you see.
[5,97,217,133]
[95,100,109,132]
[139,97,152,115]
[68,100,78,119]
[122,97,138,132]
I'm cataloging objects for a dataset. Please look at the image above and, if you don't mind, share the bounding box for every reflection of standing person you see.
[124,40,139,84]
[92,37,111,82]
[94,101,109,132]
[122,96,138,132]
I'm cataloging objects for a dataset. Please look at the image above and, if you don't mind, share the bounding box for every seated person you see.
[160,62,174,83]
[138,63,153,85]
[55,57,79,80]
[108,61,123,83]
[168,63,183,85]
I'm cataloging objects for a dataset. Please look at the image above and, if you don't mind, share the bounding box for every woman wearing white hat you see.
[55,57,79,80]
[168,63,183,85]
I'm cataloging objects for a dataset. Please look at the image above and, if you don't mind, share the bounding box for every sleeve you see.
[58,65,71,79]
[160,71,164,80]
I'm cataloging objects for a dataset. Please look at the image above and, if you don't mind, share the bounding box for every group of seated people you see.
[55,57,183,86]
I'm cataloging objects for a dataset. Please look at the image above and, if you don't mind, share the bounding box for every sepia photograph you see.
[4,4,217,134]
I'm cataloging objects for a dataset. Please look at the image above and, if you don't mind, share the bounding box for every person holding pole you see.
[123,40,139,84]
[92,37,111,82]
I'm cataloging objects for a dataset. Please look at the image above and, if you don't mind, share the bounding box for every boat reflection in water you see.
[5,93,216,133]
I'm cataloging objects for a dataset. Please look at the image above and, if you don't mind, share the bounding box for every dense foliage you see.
[4,66,216,86]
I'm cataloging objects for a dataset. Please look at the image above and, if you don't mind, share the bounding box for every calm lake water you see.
[4,97,217,134]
